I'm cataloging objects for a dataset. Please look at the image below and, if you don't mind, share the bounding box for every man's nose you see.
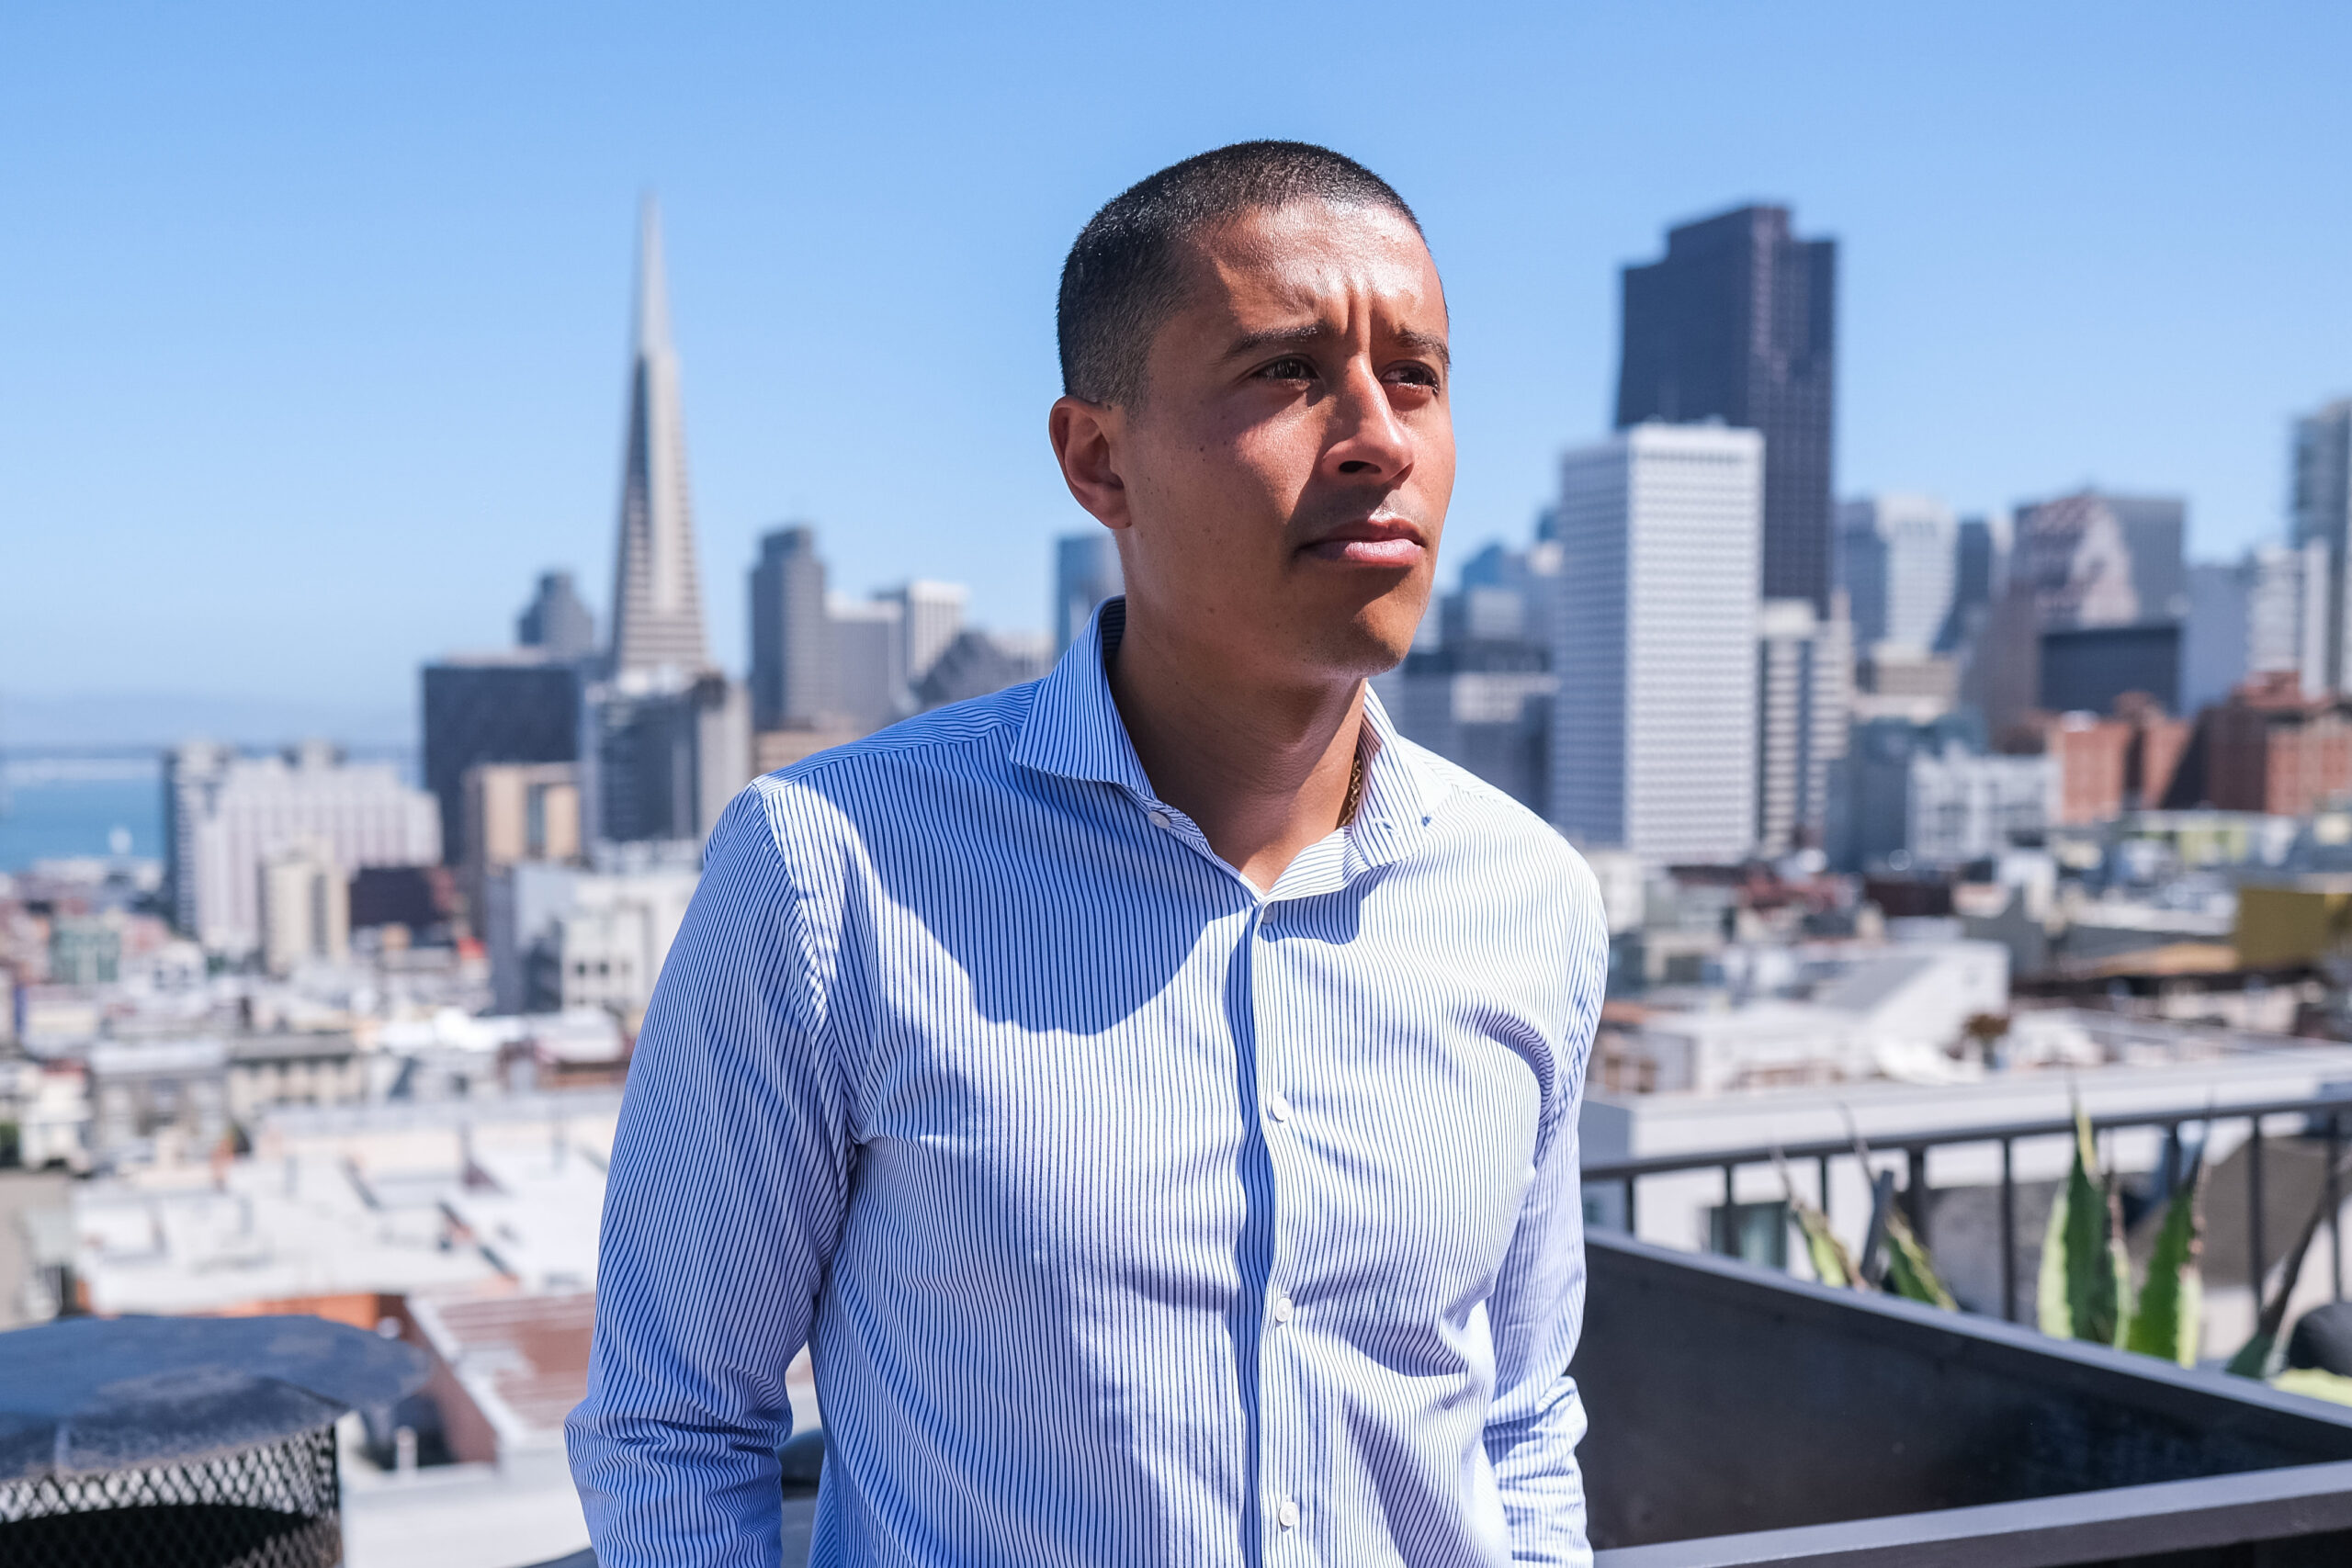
[1324,362,1414,480]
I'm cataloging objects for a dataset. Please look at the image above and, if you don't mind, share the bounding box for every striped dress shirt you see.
[567,599,1611,1567]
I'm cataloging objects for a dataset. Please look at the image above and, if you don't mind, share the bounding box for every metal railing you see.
[1582,1090,2352,1320]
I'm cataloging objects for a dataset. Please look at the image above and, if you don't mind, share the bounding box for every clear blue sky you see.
[6,2,2349,743]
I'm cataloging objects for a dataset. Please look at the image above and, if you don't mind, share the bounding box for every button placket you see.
[1250,895,1307,1556]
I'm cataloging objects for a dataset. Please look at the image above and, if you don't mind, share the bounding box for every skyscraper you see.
[1837,494,1956,652]
[517,570,597,660]
[607,197,713,681]
[1053,533,1123,654]
[1553,423,1763,863]
[1616,205,1837,613]
[1755,598,1851,854]
[422,651,582,867]
[2293,398,2352,692]
[580,200,749,842]
[750,525,831,729]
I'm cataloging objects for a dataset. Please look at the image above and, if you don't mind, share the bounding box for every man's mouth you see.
[1301,520,1427,568]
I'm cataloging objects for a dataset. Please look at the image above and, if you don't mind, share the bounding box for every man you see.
[568,141,1609,1566]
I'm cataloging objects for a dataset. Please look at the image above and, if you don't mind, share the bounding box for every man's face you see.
[1060,198,1453,684]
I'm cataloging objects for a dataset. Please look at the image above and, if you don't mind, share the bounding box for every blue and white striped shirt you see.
[567,600,1611,1567]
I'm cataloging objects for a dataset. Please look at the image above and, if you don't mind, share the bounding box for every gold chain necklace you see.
[1340,743,1367,828]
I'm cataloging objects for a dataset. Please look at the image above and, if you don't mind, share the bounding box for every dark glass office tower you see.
[1616,205,1838,613]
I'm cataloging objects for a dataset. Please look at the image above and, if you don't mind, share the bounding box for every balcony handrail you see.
[1583,1088,2352,1321]
[1582,1089,2352,1182]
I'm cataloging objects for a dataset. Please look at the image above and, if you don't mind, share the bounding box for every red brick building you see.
[2003,692,2192,824]
[2196,672,2352,815]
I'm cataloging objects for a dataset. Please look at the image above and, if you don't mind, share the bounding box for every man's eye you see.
[1385,364,1441,389]
[1257,357,1316,381]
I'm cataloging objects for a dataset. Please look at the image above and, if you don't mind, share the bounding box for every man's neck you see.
[1105,598,1365,895]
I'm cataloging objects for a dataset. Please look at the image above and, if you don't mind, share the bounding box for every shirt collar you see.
[1011,597,1451,874]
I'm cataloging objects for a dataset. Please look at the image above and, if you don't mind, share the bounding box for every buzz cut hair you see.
[1055,140,1421,409]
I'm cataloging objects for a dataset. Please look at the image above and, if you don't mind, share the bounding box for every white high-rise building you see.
[1756,597,1851,854]
[1837,494,1957,653]
[165,741,440,956]
[1553,423,1762,863]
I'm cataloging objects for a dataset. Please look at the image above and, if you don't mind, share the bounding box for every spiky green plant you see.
[1774,1147,1860,1290]
[2039,1102,2132,1348]
[1880,1203,1957,1310]
[2125,1158,2204,1367]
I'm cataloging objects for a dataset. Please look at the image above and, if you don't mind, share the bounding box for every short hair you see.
[1056,141,1421,408]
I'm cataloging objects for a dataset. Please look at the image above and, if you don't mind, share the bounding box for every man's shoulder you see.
[1396,737,1601,906]
[723,683,1039,864]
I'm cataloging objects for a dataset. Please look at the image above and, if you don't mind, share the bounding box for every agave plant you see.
[2038,1100,2204,1366]
[1774,1140,1953,1309]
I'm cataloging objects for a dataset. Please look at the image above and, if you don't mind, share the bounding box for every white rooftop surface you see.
[78,1090,624,1314]
[77,1155,500,1314]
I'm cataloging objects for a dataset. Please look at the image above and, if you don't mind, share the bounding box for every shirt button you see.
[1151,810,1172,830]
[1277,1496,1299,1530]
[1272,1293,1294,1324]
[1266,1090,1292,1123]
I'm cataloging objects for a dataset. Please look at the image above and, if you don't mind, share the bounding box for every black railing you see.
[1583,1090,2352,1319]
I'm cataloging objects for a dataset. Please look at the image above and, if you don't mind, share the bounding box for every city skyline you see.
[7,5,2352,740]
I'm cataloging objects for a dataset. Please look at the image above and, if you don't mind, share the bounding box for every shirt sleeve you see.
[1481,863,1610,1567]
[565,787,854,1568]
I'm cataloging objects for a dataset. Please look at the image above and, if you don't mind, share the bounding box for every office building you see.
[421,652,582,867]
[580,200,748,843]
[606,197,713,681]
[2183,561,2251,716]
[586,675,749,847]
[1553,423,1763,863]
[1937,514,2007,654]
[515,570,597,661]
[1384,539,1566,814]
[2039,624,2181,717]
[2183,671,2352,817]
[1455,538,1564,653]
[829,596,910,732]
[164,741,440,955]
[1053,534,1123,655]
[1616,205,1837,614]
[914,630,1054,711]
[1390,644,1553,815]
[460,761,582,919]
[258,843,349,976]
[2292,398,2352,692]
[2184,544,2330,716]
[1980,490,2188,735]
[1755,598,1850,853]
[750,525,830,729]
[483,859,701,1016]
[1838,719,2056,870]
[1837,494,1956,652]
[880,581,969,687]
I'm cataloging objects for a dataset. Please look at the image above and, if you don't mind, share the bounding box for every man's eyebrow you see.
[1220,322,1453,368]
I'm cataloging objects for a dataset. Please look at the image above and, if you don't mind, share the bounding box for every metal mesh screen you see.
[0,1425,342,1568]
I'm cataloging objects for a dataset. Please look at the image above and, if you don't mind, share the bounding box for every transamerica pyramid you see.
[606,197,714,680]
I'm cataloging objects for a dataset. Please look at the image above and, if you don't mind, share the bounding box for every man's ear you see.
[1048,396,1134,532]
